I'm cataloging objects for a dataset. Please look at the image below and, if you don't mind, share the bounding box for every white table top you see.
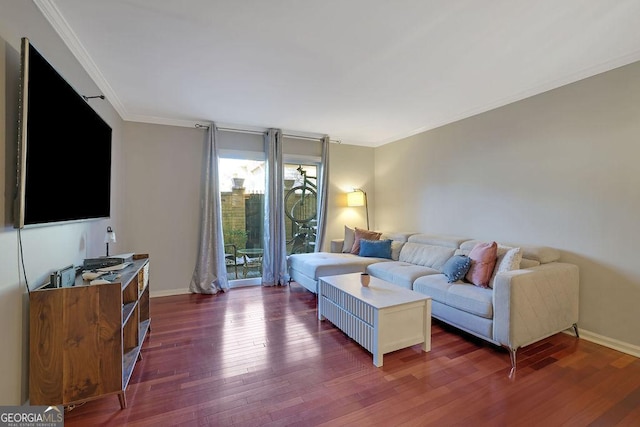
[319,273,430,309]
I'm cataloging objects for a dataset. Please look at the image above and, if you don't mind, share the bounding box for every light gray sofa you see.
[287,232,579,369]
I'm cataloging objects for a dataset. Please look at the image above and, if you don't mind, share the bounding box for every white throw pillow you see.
[342,225,355,253]
[489,247,523,288]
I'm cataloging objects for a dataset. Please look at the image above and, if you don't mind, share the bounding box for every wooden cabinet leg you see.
[118,392,127,409]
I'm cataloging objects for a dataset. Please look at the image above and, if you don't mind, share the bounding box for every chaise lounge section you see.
[288,231,414,293]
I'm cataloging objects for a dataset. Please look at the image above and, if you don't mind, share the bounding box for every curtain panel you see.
[262,129,288,285]
[189,124,229,294]
[314,136,330,251]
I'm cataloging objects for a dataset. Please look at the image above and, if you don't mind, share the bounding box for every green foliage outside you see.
[225,228,247,249]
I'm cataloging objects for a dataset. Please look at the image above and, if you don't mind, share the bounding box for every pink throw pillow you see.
[350,228,382,254]
[465,242,498,287]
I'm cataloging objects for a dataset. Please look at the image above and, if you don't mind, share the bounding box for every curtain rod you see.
[282,134,325,142]
[195,123,339,143]
[217,126,265,136]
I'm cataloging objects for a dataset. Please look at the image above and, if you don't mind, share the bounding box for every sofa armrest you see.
[330,239,344,253]
[493,262,579,350]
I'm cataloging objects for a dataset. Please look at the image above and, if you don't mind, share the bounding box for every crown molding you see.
[125,113,207,129]
[34,0,129,120]
[374,48,640,148]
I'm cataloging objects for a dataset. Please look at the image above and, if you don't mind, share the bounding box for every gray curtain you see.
[189,124,229,294]
[314,136,330,252]
[262,128,287,286]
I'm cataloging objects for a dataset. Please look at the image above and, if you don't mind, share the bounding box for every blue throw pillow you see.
[442,255,472,283]
[359,239,392,259]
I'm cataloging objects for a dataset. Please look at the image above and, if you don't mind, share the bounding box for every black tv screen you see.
[15,38,112,228]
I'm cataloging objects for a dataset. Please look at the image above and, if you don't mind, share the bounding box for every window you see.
[284,163,318,255]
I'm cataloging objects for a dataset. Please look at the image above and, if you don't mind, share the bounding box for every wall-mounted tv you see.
[15,38,112,228]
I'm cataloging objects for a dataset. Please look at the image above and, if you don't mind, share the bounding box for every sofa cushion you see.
[442,255,472,283]
[517,246,560,264]
[413,274,494,319]
[465,242,498,287]
[413,274,454,302]
[359,239,392,259]
[431,301,494,340]
[288,252,388,279]
[519,258,541,269]
[351,228,382,254]
[447,283,494,319]
[380,232,415,261]
[398,242,455,270]
[366,261,440,290]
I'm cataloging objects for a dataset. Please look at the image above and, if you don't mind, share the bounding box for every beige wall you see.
[120,122,203,295]
[326,143,376,246]
[0,1,126,404]
[375,60,640,352]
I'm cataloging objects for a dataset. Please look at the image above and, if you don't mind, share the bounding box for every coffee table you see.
[318,273,431,367]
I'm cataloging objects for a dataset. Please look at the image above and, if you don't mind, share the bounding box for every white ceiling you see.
[37,0,640,146]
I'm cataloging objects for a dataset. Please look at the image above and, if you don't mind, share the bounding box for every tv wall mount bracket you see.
[82,94,105,102]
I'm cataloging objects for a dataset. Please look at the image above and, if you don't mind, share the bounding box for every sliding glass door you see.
[216,129,326,284]
[219,158,265,282]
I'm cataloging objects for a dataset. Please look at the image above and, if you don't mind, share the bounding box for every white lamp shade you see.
[347,191,365,207]
[104,229,117,243]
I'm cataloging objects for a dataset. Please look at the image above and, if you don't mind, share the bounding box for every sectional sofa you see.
[287,232,580,369]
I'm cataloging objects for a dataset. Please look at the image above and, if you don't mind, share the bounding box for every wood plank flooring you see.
[64,283,640,426]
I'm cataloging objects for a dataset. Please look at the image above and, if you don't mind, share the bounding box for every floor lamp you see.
[347,188,369,230]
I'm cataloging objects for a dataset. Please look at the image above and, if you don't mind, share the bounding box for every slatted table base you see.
[318,274,431,367]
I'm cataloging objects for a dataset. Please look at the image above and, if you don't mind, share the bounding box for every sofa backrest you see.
[407,234,468,248]
[379,232,416,243]
[378,232,417,261]
[458,239,560,265]
[398,234,468,270]
[336,229,562,268]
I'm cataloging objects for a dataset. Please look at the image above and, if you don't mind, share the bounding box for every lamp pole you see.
[348,188,369,230]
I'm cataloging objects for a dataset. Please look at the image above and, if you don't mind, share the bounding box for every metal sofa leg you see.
[572,323,580,338]
[508,347,517,370]
[503,346,518,378]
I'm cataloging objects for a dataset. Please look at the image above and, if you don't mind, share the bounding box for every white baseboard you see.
[150,280,261,298]
[150,288,191,298]
[567,328,640,358]
[229,278,261,288]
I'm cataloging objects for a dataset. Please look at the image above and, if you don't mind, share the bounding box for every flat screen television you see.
[15,38,112,228]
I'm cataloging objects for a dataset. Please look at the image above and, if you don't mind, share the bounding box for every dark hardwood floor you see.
[64,283,640,426]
